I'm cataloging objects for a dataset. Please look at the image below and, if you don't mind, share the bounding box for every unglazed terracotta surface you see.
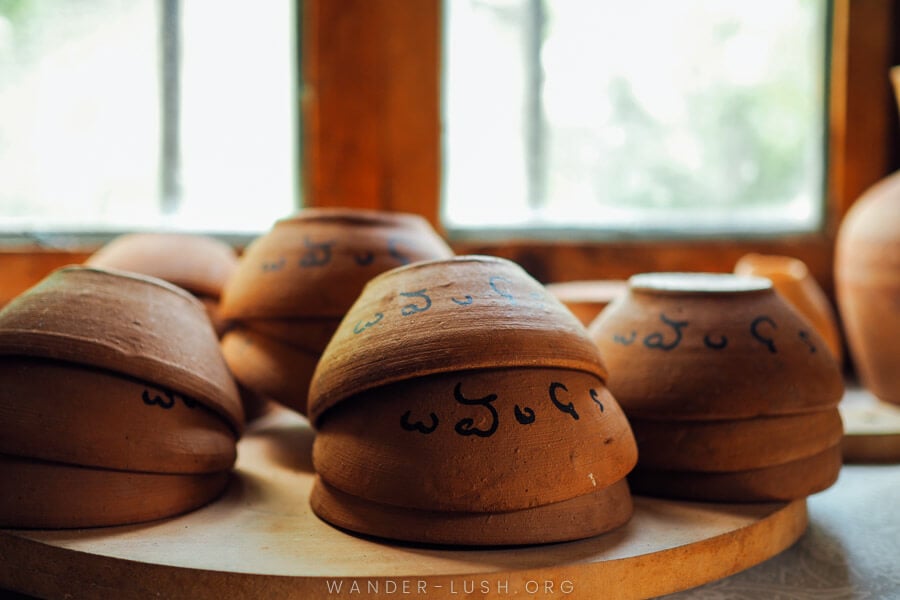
[220,209,453,320]
[309,255,636,545]
[314,368,636,513]
[86,233,238,299]
[310,256,609,423]
[836,170,900,406]
[588,273,844,421]
[0,267,244,433]
[0,454,229,528]
[0,358,236,474]
[629,410,843,472]
[218,208,453,416]
[310,476,634,546]
[735,253,842,362]
[628,444,842,502]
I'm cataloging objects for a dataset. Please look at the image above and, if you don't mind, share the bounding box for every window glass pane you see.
[443,0,829,237]
[0,0,295,237]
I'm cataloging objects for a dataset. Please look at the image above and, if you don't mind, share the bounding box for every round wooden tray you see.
[840,386,900,463]
[0,408,807,600]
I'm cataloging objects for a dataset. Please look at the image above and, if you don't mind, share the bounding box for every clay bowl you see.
[734,253,842,362]
[220,208,454,321]
[241,317,343,355]
[0,454,229,528]
[628,444,842,502]
[546,280,627,326]
[311,476,633,546]
[86,232,238,299]
[87,233,239,338]
[629,409,843,472]
[309,255,637,545]
[220,327,319,413]
[0,357,236,474]
[588,272,844,421]
[0,266,244,434]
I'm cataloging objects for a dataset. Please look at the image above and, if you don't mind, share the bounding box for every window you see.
[0,0,297,238]
[443,0,830,237]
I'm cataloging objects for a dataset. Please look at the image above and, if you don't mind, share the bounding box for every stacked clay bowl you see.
[86,232,239,337]
[0,266,242,528]
[734,253,842,363]
[588,272,844,502]
[546,280,628,326]
[307,255,638,545]
[218,208,453,416]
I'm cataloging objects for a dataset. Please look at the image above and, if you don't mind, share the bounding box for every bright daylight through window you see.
[0,0,295,237]
[443,0,829,237]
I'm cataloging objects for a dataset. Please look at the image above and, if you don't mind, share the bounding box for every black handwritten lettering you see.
[400,289,432,316]
[353,312,384,334]
[514,405,536,425]
[299,237,334,267]
[451,295,474,306]
[750,316,778,353]
[590,388,604,412]
[401,410,438,434]
[613,331,637,345]
[798,330,817,353]
[703,334,728,350]
[453,382,499,438]
[549,382,579,420]
[142,389,175,410]
[643,313,688,351]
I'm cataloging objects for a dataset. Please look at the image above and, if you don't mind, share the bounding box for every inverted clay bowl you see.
[0,357,236,474]
[0,266,243,433]
[86,232,238,299]
[220,208,454,321]
[0,454,229,528]
[836,170,900,405]
[546,280,628,326]
[734,253,842,362]
[628,444,842,502]
[220,327,319,412]
[309,255,637,545]
[629,410,843,472]
[588,273,844,421]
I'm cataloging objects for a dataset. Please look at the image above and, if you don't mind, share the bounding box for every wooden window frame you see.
[1,0,897,303]
[301,0,900,293]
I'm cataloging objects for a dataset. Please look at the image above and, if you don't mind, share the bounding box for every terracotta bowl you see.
[221,327,319,414]
[0,266,244,433]
[734,253,842,362]
[311,476,633,546]
[629,409,843,472]
[835,170,900,405]
[546,280,628,326]
[220,208,454,321]
[309,255,637,545]
[588,272,844,421]
[628,444,842,502]
[0,358,236,474]
[86,232,238,299]
[218,208,453,416]
[0,454,229,528]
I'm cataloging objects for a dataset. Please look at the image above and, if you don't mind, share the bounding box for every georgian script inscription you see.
[258,236,417,274]
[611,313,813,356]
[349,274,552,334]
[401,380,605,437]
[141,388,198,410]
